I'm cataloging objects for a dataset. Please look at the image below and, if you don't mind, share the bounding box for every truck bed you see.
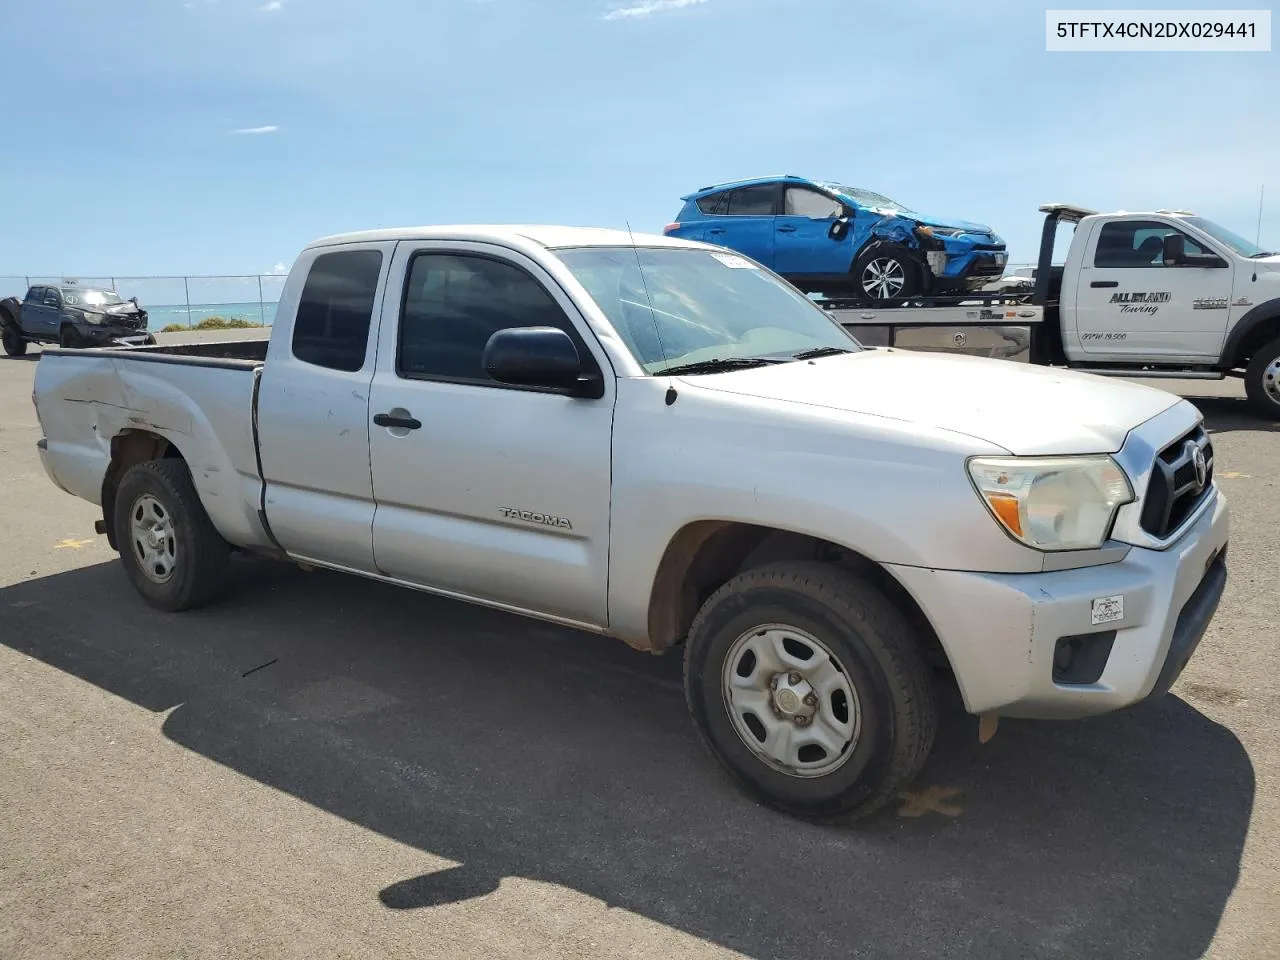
[33,341,274,554]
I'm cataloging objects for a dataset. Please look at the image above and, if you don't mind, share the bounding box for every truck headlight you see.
[79,310,104,325]
[967,456,1134,551]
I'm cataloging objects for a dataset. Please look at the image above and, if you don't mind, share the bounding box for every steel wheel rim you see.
[861,258,906,299]
[129,494,178,584]
[1264,357,1280,405]
[721,623,862,779]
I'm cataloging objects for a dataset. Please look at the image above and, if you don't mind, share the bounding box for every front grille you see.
[1139,424,1214,539]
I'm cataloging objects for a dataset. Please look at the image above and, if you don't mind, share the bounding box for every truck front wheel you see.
[851,246,923,303]
[113,459,232,612]
[682,561,938,822]
[2,325,26,357]
[1244,336,1280,419]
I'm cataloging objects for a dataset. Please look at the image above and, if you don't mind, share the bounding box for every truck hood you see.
[680,349,1182,456]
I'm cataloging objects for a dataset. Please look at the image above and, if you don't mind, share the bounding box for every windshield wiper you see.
[1248,251,1275,258]
[791,346,854,360]
[656,357,785,376]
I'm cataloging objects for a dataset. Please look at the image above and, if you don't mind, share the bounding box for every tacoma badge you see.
[500,507,573,530]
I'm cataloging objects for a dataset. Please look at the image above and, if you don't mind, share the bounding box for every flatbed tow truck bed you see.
[818,293,1044,363]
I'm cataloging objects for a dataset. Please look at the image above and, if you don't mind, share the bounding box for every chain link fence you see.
[3,262,1041,332]
[0,274,287,331]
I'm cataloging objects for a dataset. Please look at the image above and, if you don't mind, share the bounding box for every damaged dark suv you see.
[1,283,155,355]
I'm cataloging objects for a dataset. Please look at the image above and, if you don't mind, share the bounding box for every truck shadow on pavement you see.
[0,558,1254,960]
[1187,395,1280,435]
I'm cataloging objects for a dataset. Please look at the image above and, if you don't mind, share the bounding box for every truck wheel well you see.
[1232,317,1280,368]
[645,521,949,672]
[100,430,185,550]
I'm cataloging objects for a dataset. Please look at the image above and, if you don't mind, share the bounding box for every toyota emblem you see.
[1187,442,1208,489]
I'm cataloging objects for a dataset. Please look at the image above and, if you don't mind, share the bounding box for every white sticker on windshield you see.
[710,252,758,270]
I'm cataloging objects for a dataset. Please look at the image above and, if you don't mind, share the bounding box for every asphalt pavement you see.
[1,340,1277,959]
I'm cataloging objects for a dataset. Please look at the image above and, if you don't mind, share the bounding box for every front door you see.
[367,242,615,628]
[1073,218,1235,360]
[774,185,851,277]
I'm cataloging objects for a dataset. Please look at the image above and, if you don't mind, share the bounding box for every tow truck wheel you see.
[1244,337,1280,419]
[2,325,27,357]
[113,459,232,612]
[852,246,923,303]
[682,561,938,822]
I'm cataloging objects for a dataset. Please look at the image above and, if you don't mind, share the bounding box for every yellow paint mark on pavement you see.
[897,786,964,819]
[54,538,95,550]
[1218,472,1250,479]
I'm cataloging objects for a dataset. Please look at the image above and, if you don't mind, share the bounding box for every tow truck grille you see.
[1139,425,1214,540]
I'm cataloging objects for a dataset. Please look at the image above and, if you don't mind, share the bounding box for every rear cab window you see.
[291,248,384,372]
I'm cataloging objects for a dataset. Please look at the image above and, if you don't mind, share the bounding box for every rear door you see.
[710,184,780,268]
[1072,218,1234,360]
[774,185,849,276]
[256,242,396,573]
[366,241,615,628]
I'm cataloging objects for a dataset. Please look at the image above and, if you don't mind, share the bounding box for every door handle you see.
[1090,280,1119,288]
[777,225,797,233]
[373,413,422,430]
[708,227,725,234]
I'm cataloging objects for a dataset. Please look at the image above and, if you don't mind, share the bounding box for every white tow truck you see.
[32,224,1229,822]
[820,203,1280,417]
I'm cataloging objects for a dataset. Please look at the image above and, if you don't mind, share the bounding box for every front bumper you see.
[888,488,1230,719]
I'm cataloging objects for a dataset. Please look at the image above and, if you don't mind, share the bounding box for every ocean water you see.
[147,301,279,330]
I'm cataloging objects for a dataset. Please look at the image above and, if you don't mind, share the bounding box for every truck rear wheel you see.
[1244,337,1280,419]
[682,561,937,822]
[2,325,26,357]
[113,459,232,612]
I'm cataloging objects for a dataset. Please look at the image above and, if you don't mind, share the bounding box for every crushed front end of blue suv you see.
[663,175,1008,302]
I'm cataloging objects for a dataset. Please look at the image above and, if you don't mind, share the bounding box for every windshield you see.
[60,287,125,307]
[1181,217,1271,257]
[556,247,861,374]
[822,183,922,218]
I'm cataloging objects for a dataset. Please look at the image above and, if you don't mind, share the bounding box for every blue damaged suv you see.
[663,175,1008,302]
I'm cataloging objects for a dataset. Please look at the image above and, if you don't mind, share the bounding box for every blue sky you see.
[1,0,1276,281]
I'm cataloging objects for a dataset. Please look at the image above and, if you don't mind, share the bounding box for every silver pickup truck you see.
[32,225,1230,821]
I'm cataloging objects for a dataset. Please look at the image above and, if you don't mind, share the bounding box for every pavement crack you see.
[240,657,279,679]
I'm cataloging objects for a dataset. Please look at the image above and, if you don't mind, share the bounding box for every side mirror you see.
[1162,233,1185,266]
[829,215,852,241]
[483,326,599,396]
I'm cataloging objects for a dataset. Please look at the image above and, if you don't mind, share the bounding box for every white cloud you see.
[234,125,279,135]
[603,0,708,21]
[261,0,285,11]
[270,262,288,274]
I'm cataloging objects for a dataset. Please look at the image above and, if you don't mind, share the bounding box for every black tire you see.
[113,459,232,612]
[851,245,923,303]
[2,325,27,357]
[59,325,81,349]
[683,561,937,822]
[1244,336,1280,419]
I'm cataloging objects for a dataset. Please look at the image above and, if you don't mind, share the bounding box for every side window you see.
[726,184,777,216]
[695,191,731,216]
[291,248,383,372]
[398,253,586,384]
[784,187,842,219]
[44,288,62,306]
[24,286,43,303]
[1094,220,1207,268]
